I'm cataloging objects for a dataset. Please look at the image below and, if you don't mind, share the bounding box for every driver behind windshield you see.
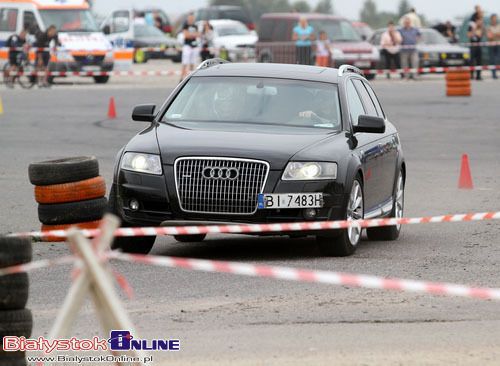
[212,85,243,120]
[298,91,338,127]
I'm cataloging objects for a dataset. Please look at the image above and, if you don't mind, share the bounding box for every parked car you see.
[352,21,374,41]
[101,11,181,63]
[256,13,380,79]
[109,60,405,257]
[197,19,257,61]
[369,28,470,68]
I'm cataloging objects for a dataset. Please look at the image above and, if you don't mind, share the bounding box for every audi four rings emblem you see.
[202,167,240,180]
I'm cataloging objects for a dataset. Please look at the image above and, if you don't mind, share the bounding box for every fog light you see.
[303,208,317,219]
[129,199,140,211]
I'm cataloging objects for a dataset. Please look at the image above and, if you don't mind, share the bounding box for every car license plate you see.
[446,59,464,65]
[82,66,100,72]
[258,193,323,209]
[354,61,370,68]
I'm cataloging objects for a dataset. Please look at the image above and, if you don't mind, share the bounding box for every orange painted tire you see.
[446,73,471,81]
[34,176,106,204]
[41,220,102,242]
[447,87,471,96]
[446,80,471,88]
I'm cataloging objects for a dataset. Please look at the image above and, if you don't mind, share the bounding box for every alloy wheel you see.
[347,180,364,245]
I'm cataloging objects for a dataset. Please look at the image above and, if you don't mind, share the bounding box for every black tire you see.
[367,170,405,241]
[2,62,15,88]
[174,234,207,243]
[29,156,99,186]
[0,237,32,268]
[0,309,32,338]
[317,176,364,257]
[93,76,110,84]
[18,63,36,89]
[0,274,29,310]
[38,197,107,225]
[108,185,156,255]
[0,351,26,366]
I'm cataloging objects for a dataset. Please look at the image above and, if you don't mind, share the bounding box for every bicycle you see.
[3,51,37,89]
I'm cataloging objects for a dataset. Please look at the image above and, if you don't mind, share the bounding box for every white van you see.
[0,0,115,83]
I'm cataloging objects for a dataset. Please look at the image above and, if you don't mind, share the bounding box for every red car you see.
[256,13,380,79]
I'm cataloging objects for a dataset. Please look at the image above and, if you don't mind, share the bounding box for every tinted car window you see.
[308,19,361,42]
[362,81,385,118]
[352,79,377,117]
[0,8,18,32]
[163,77,342,131]
[346,79,366,126]
[23,11,39,34]
[258,19,275,41]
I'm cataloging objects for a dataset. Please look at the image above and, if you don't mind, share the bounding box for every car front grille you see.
[74,55,105,65]
[174,157,269,215]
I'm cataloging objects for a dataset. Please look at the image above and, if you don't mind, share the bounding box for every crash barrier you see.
[445,69,472,96]
[28,157,107,242]
[0,237,33,366]
[3,65,500,78]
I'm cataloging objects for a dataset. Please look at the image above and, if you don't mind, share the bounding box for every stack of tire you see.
[445,69,471,97]
[0,237,32,366]
[28,157,107,241]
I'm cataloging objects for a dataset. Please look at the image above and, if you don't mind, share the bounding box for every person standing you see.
[35,25,59,88]
[399,17,421,80]
[180,13,200,81]
[5,29,29,86]
[380,21,402,79]
[292,17,314,65]
[200,21,214,62]
[315,31,331,67]
[487,14,500,79]
[468,16,486,80]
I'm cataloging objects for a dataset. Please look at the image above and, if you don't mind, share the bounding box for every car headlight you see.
[121,153,162,175]
[463,53,470,59]
[282,162,337,181]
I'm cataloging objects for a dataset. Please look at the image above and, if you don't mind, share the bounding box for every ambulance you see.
[0,0,124,83]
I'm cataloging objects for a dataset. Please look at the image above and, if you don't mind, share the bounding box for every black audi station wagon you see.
[109,60,406,257]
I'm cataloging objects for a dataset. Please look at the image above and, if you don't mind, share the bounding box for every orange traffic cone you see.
[458,154,473,189]
[108,97,117,119]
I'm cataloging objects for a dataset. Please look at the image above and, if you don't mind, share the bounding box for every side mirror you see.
[361,35,367,41]
[132,104,156,122]
[353,115,385,134]
[103,25,111,35]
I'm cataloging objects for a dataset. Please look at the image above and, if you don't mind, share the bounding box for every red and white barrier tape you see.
[0,256,76,277]
[4,65,499,78]
[108,252,500,301]
[8,211,500,240]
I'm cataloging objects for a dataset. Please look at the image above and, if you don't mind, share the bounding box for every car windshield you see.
[215,23,250,36]
[308,20,361,42]
[39,10,98,32]
[135,24,164,38]
[420,30,449,45]
[163,77,341,131]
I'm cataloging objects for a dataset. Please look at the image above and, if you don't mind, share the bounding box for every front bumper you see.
[114,168,347,234]
[49,61,114,73]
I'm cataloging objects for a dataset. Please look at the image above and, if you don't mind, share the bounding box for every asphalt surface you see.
[1,70,500,365]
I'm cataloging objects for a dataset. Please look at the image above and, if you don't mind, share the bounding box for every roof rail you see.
[197,58,230,70]
[338,64,365,78]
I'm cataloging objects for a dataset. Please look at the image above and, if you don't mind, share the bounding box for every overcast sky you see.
[93,0,499,22]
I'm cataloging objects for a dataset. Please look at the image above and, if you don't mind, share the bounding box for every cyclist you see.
[34,25,60,87]
[5,29,29,86]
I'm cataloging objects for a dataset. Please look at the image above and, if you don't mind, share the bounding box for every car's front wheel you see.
[367,170,404,241]
[317,176,364,256]
[107,185,156,255]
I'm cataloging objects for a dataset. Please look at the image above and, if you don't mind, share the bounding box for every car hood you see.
[156,123,335,169]
[213,34,258,49]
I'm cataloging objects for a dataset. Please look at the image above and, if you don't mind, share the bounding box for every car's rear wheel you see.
[317,176,364,256]
[367,170,404,241]
[174,234,206,243]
